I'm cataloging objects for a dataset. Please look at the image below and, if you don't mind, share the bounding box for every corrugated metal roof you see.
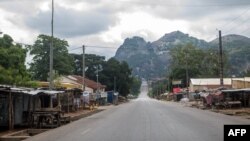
[190,78,232,85]
[222,88,250,93]
[24,90,64,95]
[67,75,106,89]
[0,86,64,95]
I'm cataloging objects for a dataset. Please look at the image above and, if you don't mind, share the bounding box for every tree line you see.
[150,43,231,97]
[0,34,141,97]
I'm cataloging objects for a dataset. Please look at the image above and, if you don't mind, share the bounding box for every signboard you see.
[100,92,107,98]
[172,80,182,85]
[173,87,181,94]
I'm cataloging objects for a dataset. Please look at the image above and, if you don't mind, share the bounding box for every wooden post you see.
[67,92,69,113]
[57,93,61,111]
[8,91,11,130]
[219,30,224,87]
[8,90,14,130]
[50,95,53,108]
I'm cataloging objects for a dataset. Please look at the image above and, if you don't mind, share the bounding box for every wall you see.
[190,84,231,92]
[232,80,250,89]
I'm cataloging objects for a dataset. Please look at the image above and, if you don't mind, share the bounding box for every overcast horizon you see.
[1,0,250,59]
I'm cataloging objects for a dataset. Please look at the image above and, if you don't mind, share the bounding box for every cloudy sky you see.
[1,0,250,59]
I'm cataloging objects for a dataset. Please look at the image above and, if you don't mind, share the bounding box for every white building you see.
[189,78,233,92]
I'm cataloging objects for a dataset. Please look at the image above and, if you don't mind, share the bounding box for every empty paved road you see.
[25,81,249,141]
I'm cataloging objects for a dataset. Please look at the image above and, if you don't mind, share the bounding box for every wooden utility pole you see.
[82,45,85,109]
[49,0,54,90]
[82,45,85,91]
[49,0,54,109]
[219,30,224,86]
[185,51,189,98]
[8,90,13,130]
[96,67,99,93]
[114,76,116,92]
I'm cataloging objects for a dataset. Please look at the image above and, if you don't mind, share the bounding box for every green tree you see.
[71,53,105,81]
[130,77,142,96]
[0,34,14,48]
[150,79,168,97]
[169,43,228,87]
[29,34,74,81]
[92,57,133,97]
[0,34,34,86]
[71,54,135,97]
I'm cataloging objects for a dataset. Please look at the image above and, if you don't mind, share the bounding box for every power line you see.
[113,0,250,7]
[220,7,250,30]
[223,16,250,35]
[241,26,250,35]
[68,47,81,51]
[68,45,117,52]
[86,45,117,49]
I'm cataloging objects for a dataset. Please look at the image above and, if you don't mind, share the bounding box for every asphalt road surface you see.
[25,81,249,141]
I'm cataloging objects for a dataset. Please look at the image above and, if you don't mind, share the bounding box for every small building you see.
[60,75,106,93]
[107,91,119,104]
[0,86,63,129]
[190,78,232,92]
[0,86,32,129]
[221,88,250,107]
[232,77,250,89]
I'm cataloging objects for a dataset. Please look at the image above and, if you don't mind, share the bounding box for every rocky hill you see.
[115,31,250,79]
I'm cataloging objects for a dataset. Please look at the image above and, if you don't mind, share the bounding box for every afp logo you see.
[224,125,249,141]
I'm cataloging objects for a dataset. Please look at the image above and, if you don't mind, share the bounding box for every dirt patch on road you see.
[186,101,250,119]
[216,108,250,119]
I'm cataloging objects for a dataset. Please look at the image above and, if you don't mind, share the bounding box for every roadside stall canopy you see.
[221,88,250,93]
[24,90,64,95]
[221,88,250,107]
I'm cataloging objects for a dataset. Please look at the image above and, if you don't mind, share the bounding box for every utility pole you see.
[219,30,224,87]
[82,45,85,91]
[114,76,116,92]
[49,0,54,90]
[96,67,99,93]
[168,77,170,92]
[185,51,189,98]
[49,0,54,108]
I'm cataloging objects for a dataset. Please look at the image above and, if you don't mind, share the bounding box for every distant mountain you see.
[115,36,159,78]
[115,31,250,79]
[151,31,210,51]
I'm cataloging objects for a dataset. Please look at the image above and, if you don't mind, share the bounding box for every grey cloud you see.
[0,0,44,15]
[122,0,250,20]
[26,6,117,38]
[0,0,120,38]
[1,0,250,40]
[67,34,120,59]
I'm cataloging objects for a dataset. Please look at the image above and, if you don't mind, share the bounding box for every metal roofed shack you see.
[0,86,64,130]
[221,88,250,108]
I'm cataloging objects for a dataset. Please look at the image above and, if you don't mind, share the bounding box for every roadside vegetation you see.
[150,43,229,98]
[0,34,140,97]
[0,34,37,87]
